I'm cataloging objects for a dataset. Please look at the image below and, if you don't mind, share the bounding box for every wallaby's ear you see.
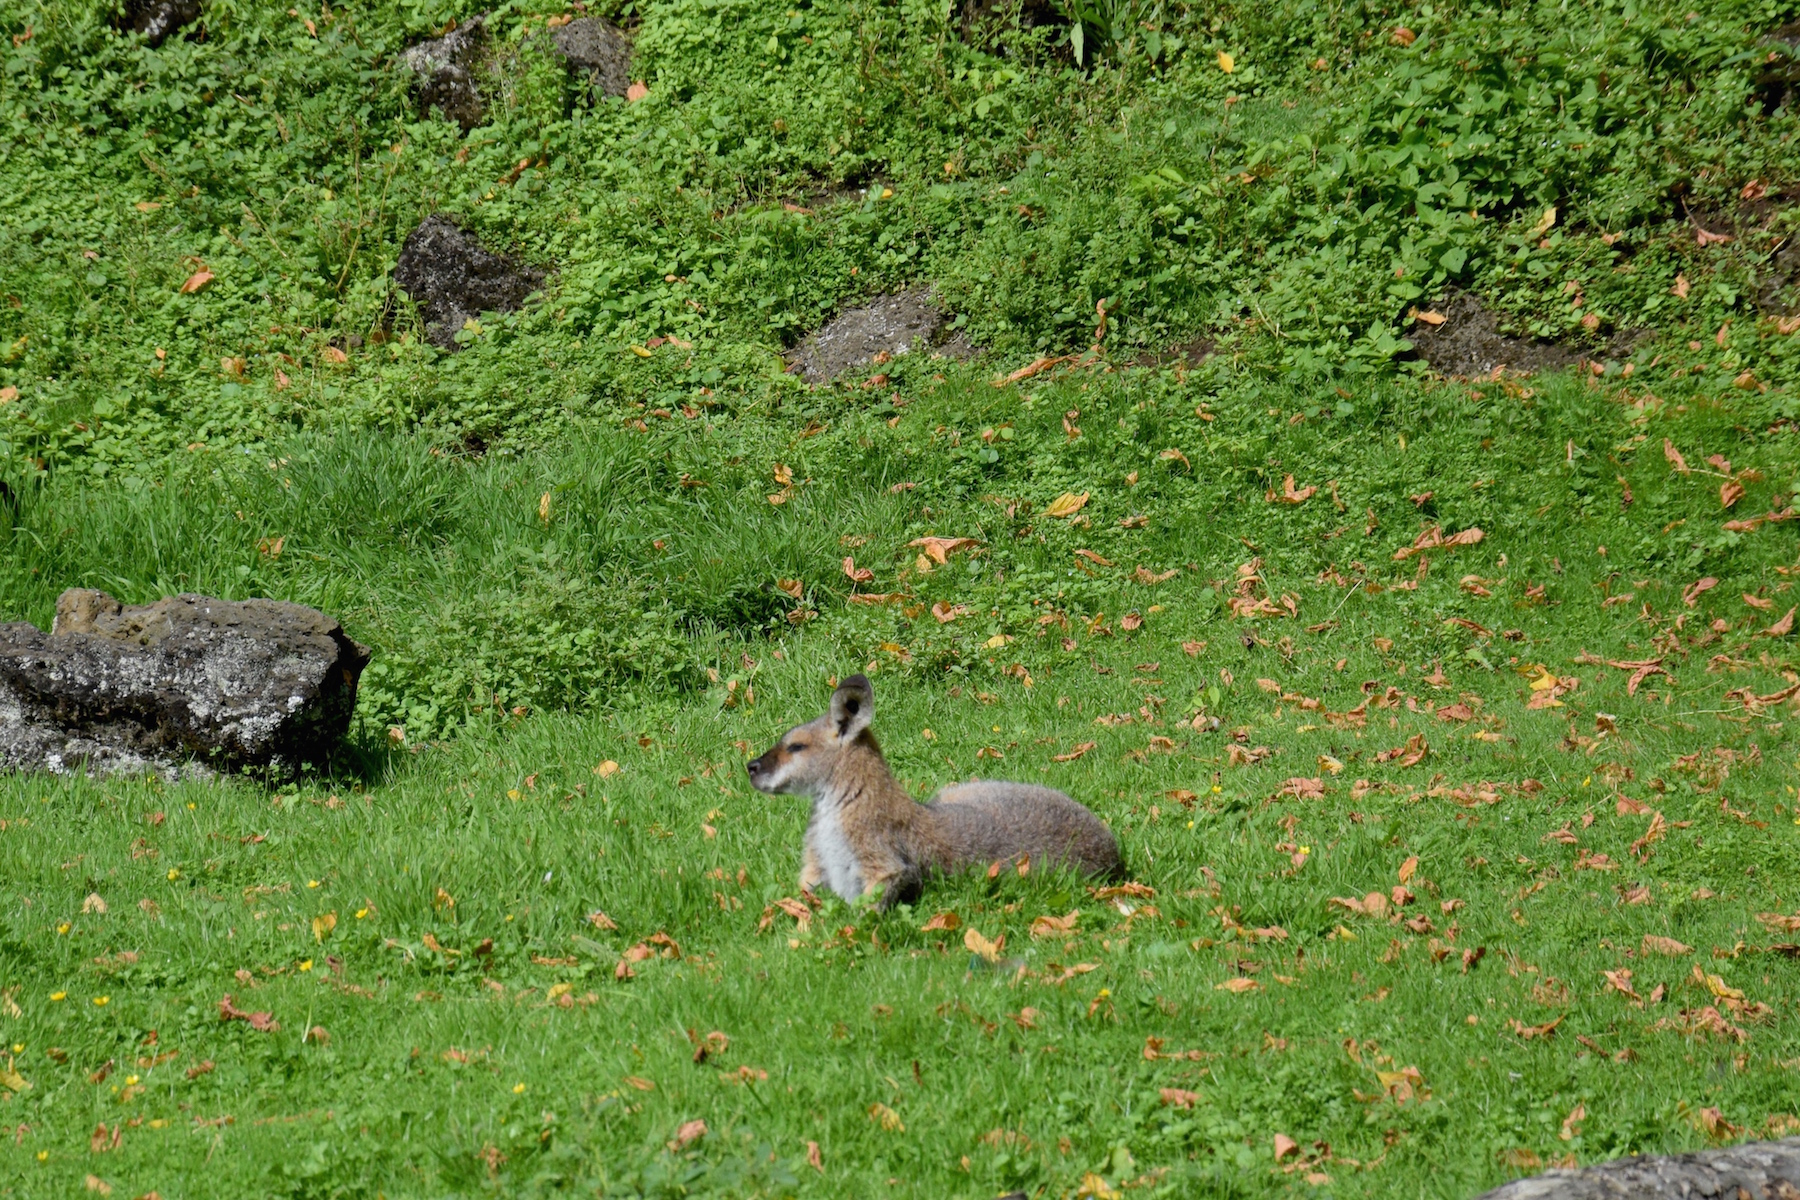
[829,674,875,741]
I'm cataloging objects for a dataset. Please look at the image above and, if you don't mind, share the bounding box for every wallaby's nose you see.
[745,757,763,778]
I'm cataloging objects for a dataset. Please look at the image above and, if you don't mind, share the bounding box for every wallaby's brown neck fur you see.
[821,732,917,819]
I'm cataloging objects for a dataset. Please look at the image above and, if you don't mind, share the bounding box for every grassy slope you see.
[2,0,1800,1195]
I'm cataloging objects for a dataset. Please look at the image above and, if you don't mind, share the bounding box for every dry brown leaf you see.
[1695,1106,1744,1141]
[1675,580,1720,614]
[963,928,1003,962]
[993,355,1071,386]
[1508,1015,1563,1040]
[868,1103,905,1132]
[1602,968,1639,1000]
[908,536,980,563]
[668,1118,707,1150]
[1560,1103,1586,1141]
[218,994,279,1032]
[1375,734,1429,767]
[1030,911,1080,938]
[1273,475,1317,505]
[1279,777,1325,800]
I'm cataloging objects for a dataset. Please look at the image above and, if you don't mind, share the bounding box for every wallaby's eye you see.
[786,742,805,753]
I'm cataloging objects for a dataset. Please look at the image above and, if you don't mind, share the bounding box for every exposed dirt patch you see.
[1678,182,1800,313]
[117,0,199,46]
[785,290,973,384]
[550,18,632,100]
[1407,291,1581,378]
[1759,239,1800,314]
[959,0,1070,54]
[393,215,546,350]
[402,15,488,131]
[1755,23,1800,114]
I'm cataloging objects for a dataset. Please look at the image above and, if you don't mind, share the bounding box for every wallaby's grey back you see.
[928,782,1123,878]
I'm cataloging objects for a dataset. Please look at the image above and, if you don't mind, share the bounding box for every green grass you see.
[5,0,1800,1193]
[4,361,1800,1197]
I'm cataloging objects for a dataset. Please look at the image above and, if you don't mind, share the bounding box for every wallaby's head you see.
[746,674,877,795]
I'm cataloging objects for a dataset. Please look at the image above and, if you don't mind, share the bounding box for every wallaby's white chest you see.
[808,803,864,900]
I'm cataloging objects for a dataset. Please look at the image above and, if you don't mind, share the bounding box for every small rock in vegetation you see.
[1472,1136,1800,1199]
[550,18,633,100]
[1135,336,1214,369]
[403,14,489,130]
[117,0,200,46]
[1407,290,1577,378]
[0,589,370,778]
[785,290,972,384]
[393,215,546,350]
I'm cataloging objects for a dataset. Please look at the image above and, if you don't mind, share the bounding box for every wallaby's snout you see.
[745,674,876,796]
[745,730,808,794]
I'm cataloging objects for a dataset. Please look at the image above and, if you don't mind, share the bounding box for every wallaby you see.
[746,675,1123,906]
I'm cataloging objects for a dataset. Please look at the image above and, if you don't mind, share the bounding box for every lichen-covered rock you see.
[1473,1138,1800,1199]
[118,0,200,47]
[393,214,546,349]
[0,589,370,778]
[402,14,488,130]
[387,215,540,349]
[550,18,633,100]
[785,289,973,384]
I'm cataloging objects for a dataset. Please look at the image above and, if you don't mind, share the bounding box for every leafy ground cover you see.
[3,0,1800,1195]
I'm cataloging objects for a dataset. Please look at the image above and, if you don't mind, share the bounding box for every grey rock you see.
[119,0,200,47]
[785,289,973,384]
[550,18,633,100]
[1473,1138,1800,1200]
[402,15,488,130]
[393,214,546,350]
[0,589,370,778]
